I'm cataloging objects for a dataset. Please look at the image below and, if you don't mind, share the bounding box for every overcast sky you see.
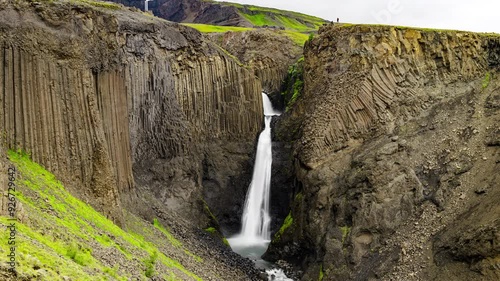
[215,0,500,33]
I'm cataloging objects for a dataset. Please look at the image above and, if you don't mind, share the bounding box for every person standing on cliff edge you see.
[337,17,339,23]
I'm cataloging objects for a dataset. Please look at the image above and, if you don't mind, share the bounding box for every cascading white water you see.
[227,94,292,280]
[239,114,273,242]
[262,94,281,116]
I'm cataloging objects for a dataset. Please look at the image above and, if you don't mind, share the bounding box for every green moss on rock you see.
[204,227,217,234]
[273,211,293,242]
[340,226,351,244]
[482,72,491,89]
[282,57,304,111]
[318,264,324,281]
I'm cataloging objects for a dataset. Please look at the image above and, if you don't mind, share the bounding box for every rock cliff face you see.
[267,24,500,280]
[0,0,262,227]
[209,29,303,95]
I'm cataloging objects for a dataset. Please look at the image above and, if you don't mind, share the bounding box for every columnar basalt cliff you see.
[299,25,494,168]
[0,0,262,228]
[209,29,303,95]
[3,1,499,279]
[267,24,500,280]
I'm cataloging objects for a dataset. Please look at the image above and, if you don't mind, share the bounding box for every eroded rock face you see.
[268,24,500,280]
[0,1,262,227]
[299,25,490,168]
[209,29,303,95]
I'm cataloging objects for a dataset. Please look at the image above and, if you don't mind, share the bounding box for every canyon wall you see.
[209,29,303,95]
[205,29,304,233]
[0,0,262,226]
[267,24,500,280]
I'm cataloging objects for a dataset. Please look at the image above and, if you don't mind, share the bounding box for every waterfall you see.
[239,114,272,241]
[227,93,279,258]
[227,93,292,280]
[237,92,280,242]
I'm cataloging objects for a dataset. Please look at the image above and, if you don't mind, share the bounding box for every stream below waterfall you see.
[227,93,292,281]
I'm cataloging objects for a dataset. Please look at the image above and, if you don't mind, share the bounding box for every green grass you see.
[1,150,201,280]
[144,250,158,277]
[70,0,121,10]
[308,32,314,42]
[240,11,322,33]
[153,218,203,263]
[184,23,309,46]
[153,218,183,248]
[215,1,326,31]
[275,15,314,32]
[200,1,326,33]
[66,242,93,266]
[182,23,253,33]
[241,13,277,26]
[95,234,114,247]
[279,30,309,45]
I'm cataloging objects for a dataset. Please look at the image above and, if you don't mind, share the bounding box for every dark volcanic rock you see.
[267,24,500,281]
[201,141,256,235]
[208,29,303,95]
[0,0,262,232]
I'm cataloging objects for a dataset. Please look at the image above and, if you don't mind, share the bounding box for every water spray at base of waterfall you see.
[267,268,294,281]
[227,93,293,280]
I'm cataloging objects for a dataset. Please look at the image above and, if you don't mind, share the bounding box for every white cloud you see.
[214,0,500,33]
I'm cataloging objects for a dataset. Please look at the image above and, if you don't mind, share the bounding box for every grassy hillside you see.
[216,1,327,32]
[184,1,326,45]
[0,150,202,280]
[182,23,253,33]
[183,23,310,45]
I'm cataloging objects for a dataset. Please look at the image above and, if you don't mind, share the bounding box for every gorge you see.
[228,93,287,276]
[0,0,499,281]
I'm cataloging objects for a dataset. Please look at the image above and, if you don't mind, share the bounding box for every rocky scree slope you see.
[0,148,259,280]
[0,0,266,267]
[266,24,500,281]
